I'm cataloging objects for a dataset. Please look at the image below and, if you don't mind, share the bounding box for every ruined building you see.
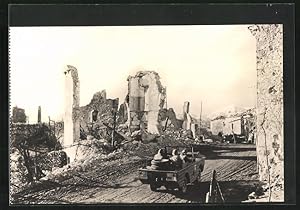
[12,106,27,123]
[158,108,182,131]
[63,65,80,147]
[210,109,256,142]
[126,71,166,134]
[248,25,284,188]
[79,90,119,138]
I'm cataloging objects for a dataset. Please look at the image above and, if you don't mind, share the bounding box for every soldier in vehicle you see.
[151,148,170,170]
[170,149,183,170]
[153,149,164,161]
[180,149,189,163]
[161,148,168,159]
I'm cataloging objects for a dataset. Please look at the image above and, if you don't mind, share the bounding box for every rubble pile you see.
[10,148,29,195]
[72,138,115,161]
[243,176,284,202]
[41,146,126,183]
[36,151,68,172]
[122,128,192,159]
[10,123,45,144]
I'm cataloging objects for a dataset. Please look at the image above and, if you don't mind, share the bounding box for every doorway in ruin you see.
[90,110,99,123]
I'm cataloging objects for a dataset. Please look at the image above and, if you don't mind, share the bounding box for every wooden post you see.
[34,147,37,180]
[232,124,237,144]
[207,170,215,202]
[163,116,169,131]
[111,111,116,146]
[205,192,210,203]
[206,169,225,203]
[111,100,118,146]
[216,181,225,202]
[199,101,202,138]
[191,146,194,159]
[165,86,167,109]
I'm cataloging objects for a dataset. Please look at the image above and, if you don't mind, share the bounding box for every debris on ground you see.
[10,148,30,195]
[243,176,284,202]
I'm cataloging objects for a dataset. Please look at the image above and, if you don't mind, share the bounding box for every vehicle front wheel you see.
[150,183,158,191]
[165,185,173,191]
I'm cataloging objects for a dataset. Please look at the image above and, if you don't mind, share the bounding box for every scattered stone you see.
[248,191,258,199]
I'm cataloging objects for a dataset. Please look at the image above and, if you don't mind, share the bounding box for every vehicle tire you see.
[150,183,158,191]
[165,185,173,191]
[179,177,188,194]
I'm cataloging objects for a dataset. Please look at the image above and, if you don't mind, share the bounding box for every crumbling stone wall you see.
[117,95,130,125]
[127,71,166,134]
[182,101,197,138]
[248,25,284,188]
[158,108,182,130]
[63,65,80,147]
[210,117,226,135]
[79,90,119,138]
[182,101,192,130]
[223,116,243,135]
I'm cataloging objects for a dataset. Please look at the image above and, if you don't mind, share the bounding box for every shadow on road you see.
[157,179,262,203]
[205,155,257,161]
[193,144,257,160]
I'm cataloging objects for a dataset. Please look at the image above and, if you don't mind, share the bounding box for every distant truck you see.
[138,146,205,193]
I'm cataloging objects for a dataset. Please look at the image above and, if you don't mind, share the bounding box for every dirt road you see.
[13,143,260,204]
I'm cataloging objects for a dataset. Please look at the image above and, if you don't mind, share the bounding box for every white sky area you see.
[10,25,256,123]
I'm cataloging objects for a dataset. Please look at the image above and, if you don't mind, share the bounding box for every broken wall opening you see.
[79,90,119,140]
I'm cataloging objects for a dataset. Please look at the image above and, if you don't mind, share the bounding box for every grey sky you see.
[10,25,256,123]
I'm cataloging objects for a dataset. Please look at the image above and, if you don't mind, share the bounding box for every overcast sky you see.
[10,25,256,123]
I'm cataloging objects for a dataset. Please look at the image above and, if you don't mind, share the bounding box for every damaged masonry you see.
[126,71,166,134]
[10,23,291,204]
[62,69,169,162]
[62,69,200,163]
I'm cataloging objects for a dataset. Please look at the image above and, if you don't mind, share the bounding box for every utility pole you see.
[199,101,202,139]
[165,86,167,109]
[111,100,118,146]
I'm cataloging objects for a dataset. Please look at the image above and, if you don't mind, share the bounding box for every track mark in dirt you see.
[13,144,259,204]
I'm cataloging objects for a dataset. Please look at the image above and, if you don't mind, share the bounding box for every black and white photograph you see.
[7,4,293,205]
